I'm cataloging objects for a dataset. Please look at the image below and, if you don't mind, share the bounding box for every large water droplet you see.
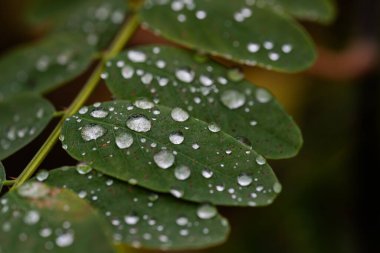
[121,65,134,79]
[24,210,40,225]
[115,133,134,149]
[134,99,154,109]
[124,213,139,225]
[81,125,106,141]
[171,108,189,122]
[76,164,92,175]
[256,155,266,165]
[237,173,253,186]
[199,75,214,86]
[197,204,217,219]
[169,131,184,145]
[256,88,272,103]
[208,123,221,133]
[175,68,195,83]
[273,182,282,193]
[220,90,246,109]
[202,169,213,179]
[174,165,191,181]
[90,109,108,118]
[18,182,49,199]
[153,150,175,169]
[247,43,260,53]
[127,50,147,63]
[36,170,49,182]
[56,233,74,247]
[126,114,152,133]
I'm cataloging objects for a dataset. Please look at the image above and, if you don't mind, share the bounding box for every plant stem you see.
[53,111,65,118]
[11,15,140,190]
[3,180,16,186]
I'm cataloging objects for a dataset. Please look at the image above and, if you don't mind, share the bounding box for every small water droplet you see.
[90,109,108,118]
[227,68,244,82]
[237,173,253,186]
[197,204,217,219]
[134,99,154,109]
[170,187,184,198]
[171,108,189,122]
[78,107,88,114]
[176,216,189,226]
[81,125,106,141]
[174,165,191,181]
[199,75,214,86]
[208,123,221,133]
[202,169,213,179]
[256,88,272,103]
[126,114,152,133]
[76,164,92,175]
[36,170,49,182]
[273,182,282,193]
[169,131,185,145]
[220,90,246,109]
[115,133,134,149]
[154,150,175,169]
[18,182,49,199]
[247,43,260,53]
[175,68,195,83]
[256,155,266,165]
[121,65,134,79]
[56,233,74,247]
[24,210,40,225]
[124,213,140,225]
[127,50,147,63]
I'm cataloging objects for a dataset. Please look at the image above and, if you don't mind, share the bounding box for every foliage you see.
[0,0,335,252]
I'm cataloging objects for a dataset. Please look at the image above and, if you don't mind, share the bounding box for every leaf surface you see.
[61,101,280,206]
[0,33,95,97]
[0,182,115,253]
[44,167,230,250]
[105,46,302,159]
[140,0,316,72]
[0,162,5,191]
[0,95,55,160]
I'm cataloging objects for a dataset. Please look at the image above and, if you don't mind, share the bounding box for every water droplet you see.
[273,182,282,193]
[208,123,221,133]
[237,173,253,186]
[176,216,189,226]
[192,143,200,150]
[169,131,184,145]
[127,50,147,63]
[174,165,191,181]
[36,170,49,182]
[154,150,175,169]
[115,133,134,149]
[227,68,244,82]
[256,88,272,103]
[81,125,106,141]
[78,107,88,114]
[247,43,260,53]
[196,10,207,20]
[90,109,108,118]
[220,90,246,109]
[170,187,184,198]
[56,233,74,247]
[76,164,92,175]
[171,108,189,122]
[197,204,217,219]
[199,75,213,86]
[24,210,40,225]
[134,99,154,109]
[269,52,280,61]
[124,213,139,225]
[282,44,293,53]
[126,114,152,133]
[202,169,213,179]
[256,155,266,165]
[175,68,195,83]
[121,65,134,79]
[18,182,49,199]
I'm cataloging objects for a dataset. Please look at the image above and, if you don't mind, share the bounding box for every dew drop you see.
[18,182,49,199]
[126,114,152,133]
[220,90,246,109]
[175,68,195,83]
[247,43,260,53]
[202,169,213,179]
[115,133,134,149]
[78,107,88,114]
[24,210,40,225]
[171,108,189,122]
[176,216,189,226]
[153,150,175,169]
[227,68,244,82]
[121,65,134,79]
[197,204,217,220]
[237,173,253,186]
[256,88,272,103]
[56,233,74,248]
[81,125,106,141]
[208,123,221,133]
[127,50,147,63]
[273,182,282,193]
[169,131,185,145]
[134,99,154,109]
[174,165,191,181]
[170,187,184,198]
[199,75,214,86]
[36,170,49,182]
[124,213,140,225]
[256,155,266,165]
[76,164,92,175]
[90,109,108,118]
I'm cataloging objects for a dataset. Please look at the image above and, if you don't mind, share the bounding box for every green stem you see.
[11,15,140,190]
[53,110,65,118]
[3,180,16,186]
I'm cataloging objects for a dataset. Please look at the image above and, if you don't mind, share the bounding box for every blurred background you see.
[1,0,379,252]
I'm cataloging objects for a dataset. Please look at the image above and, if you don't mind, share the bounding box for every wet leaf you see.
[27,0,129,50]
[0,182,115,253]
[0,33,95,98]
[105,46,302,159]
[61,101,280,206]
[0,95,55,160]
[0,162,5,191]
[256,0,336,24]
[140,0,316,72]
[44,166,230,250]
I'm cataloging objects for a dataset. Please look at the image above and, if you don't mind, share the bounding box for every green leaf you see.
[140,0,316,72]
[28,0,129,50]
[0,182,115,253]
[61,100,280,206]
[44,166,230,250]
[105,46,302,159]
[256,0,336,24]
[0,94,55,160]
[0,33,95,98]
[0,162,5,191]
